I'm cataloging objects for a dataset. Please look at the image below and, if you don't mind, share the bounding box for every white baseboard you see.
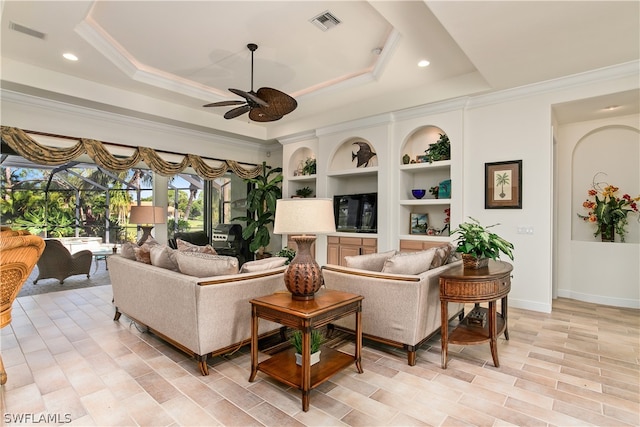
[556,289,640,309]
[508,298,552,313]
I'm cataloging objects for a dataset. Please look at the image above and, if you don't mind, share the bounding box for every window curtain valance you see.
[1,126,262,179]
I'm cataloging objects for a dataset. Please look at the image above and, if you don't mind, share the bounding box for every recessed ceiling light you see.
[603,105,620,111]
[63,53,78,61]
[418,59,430,68]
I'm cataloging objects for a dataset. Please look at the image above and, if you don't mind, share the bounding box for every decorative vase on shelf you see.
[411,189,426,199]
[402,154,411,164]
[600,223,615,242]
[462,254,490,269]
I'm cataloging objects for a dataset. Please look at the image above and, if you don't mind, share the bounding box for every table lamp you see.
[273,198,336,300]
[129,206,165,245]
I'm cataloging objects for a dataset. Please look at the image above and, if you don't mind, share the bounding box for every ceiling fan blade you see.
[224,104,251,119]
[203,100,246,107]
[249,108,283,122]
[256,87,297,117]
[229,88,269,107]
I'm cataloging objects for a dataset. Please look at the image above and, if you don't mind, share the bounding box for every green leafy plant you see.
[232,162,282,254]
[301,157,316,175]
[295,186,313,198]
[452,217,514,261]
[275,246,296,264]
[13,205,75,237]
[424,133,450,163]
[290,329,324,354]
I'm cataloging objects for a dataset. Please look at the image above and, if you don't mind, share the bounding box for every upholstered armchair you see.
[34,239,92,284]
[0,226,45,385]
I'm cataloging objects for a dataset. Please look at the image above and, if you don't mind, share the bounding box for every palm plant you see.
[232,162,282,254]
[495,173,510,199]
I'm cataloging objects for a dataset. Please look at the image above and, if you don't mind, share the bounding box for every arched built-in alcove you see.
[556,120,639,308]
[571,125,639,243]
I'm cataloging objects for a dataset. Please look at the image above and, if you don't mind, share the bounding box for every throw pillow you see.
[149,244,179,271]
[176,238,217,255]
[134,245,152,264]
[239,256,288,273]
[430,244,452,269]
[448,243,462,263]
[344,250,397,272]
[141,236,160,246]
[120,242,137,260]
[175,252,239,277]
[381,249,436,275]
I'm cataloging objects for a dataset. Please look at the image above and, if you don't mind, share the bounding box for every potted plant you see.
[301,157,316,176]
[275,246,296,264]
[295,186,313,198]
[232,162,282,256]
[577,173,639,242]
[429,186,439,199]
[452,217,514,269]
[290,329,324,366]
[424,133,450,163]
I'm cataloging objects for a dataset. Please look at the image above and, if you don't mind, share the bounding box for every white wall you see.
[464,95,554,312]
[442,68,638,312]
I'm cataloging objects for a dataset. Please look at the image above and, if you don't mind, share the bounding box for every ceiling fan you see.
[203,43,297,122]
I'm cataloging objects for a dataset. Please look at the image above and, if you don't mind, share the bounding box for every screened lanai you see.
[1,127,258,247]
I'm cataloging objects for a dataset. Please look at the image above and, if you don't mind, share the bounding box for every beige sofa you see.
[108,255,286,375]
[322,252,464,366]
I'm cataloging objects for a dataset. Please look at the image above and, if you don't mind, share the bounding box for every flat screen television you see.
[333,193,377,233]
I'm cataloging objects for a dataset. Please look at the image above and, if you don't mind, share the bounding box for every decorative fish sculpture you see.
[352,142,377,168]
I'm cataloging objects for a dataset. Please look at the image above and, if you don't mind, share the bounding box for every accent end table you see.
[249,289,363,412]
[439,260,512,369]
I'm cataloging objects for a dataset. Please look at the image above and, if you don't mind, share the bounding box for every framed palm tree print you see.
[485,160,522,209]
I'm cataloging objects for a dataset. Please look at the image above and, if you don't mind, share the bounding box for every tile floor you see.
[1,285,638,426]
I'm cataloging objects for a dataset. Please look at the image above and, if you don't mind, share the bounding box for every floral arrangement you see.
[577,174,639,242]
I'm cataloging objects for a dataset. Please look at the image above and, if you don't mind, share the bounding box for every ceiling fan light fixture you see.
[203,43,297,122]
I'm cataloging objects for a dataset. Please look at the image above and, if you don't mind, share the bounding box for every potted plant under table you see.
[290,329,324,366]
[452,217,514,269]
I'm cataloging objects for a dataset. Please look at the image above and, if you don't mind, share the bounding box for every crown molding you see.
[315,111,393,137]
[277,130,318,145]
[467,61,640,110]
[76,17,227,103]
[391,96,470,122]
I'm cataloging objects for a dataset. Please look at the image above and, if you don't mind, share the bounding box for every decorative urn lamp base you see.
[273,198,336,301]
[285,235,323,300]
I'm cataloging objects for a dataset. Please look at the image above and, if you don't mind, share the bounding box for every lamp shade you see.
[129,206,165,225]
[273,198,335,235]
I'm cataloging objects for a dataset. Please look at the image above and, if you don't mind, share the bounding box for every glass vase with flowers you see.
[577,173,639,242]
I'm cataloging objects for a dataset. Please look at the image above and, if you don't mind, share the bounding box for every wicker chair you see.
[33,239,93,284]
[0,226,45,385]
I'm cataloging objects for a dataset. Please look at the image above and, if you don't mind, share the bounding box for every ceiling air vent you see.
[310,11,341,31]
[9,21,46,40]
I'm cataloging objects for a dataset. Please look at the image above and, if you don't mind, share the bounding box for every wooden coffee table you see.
[439,260,512,368]
[249,289,363,412]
